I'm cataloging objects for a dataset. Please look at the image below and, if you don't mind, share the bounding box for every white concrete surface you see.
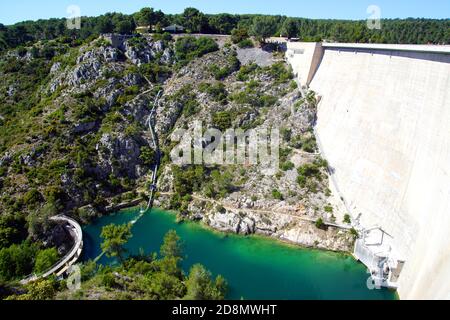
[286,42,323,86]
[287,42,450,300]
[322,42,450,54]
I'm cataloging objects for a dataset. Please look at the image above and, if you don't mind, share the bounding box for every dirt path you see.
[158,192,351,230]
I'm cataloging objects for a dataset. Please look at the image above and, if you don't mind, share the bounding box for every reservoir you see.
[82,208,397,300]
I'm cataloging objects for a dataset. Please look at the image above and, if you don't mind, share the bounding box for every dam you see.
[285,41,450,300]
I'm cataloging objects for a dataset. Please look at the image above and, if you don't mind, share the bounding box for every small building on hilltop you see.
[163,24,185,33]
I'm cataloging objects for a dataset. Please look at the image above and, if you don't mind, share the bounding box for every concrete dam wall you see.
[286,42,450,299]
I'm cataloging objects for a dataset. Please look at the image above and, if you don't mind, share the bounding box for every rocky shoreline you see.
[154,194,354,253]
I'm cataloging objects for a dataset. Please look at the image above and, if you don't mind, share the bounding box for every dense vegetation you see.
[2,229,227,300]
[1,7,448,53]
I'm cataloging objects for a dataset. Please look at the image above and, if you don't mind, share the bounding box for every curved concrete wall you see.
[288,42,450,299]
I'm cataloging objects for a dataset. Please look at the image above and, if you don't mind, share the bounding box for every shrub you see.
[324,205,333,213]
[236,63,259,82]
[272,189,283,200]
[175,36,219,65]
[266,62,294,83]
[34,248,59,274]
[101,272,117,288]
[139,62,172,83]
[238,39,254,48]
[343,214,351,224]
[23,189,43,206]
[140,146,156,166]
[209,54,240,80]
[152,32,173,42]
[204,170,234,199]
[199,82,228,103]
[0,242,37,281]
[315,218,325,229]
[209,64,231,80]
[281,161,295,171]
[231,28,249,44]
[259,95,277,108]
[290,80,298,90]
[170,85,200,117]
[212,111,233,131]
[302,136,317,153]
[281,128,292,142]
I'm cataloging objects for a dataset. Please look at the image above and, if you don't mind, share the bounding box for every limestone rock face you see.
[48,223,74,256]
[96,133,144,180]
[50,62,62,74]
[120,96,152,127]
[0,153,12,167]
[123,38,172,66]
[208,211,242,234]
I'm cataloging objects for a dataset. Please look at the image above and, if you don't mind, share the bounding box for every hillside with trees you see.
[0,7,449,52]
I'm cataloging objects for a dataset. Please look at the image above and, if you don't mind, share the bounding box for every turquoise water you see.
[82,208,397,300]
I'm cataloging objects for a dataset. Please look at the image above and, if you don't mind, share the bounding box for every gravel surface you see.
[237,47,277,67]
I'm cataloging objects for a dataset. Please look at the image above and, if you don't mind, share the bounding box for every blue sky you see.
[1,0,449,25]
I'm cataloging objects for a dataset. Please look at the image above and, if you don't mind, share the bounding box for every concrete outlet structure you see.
[285,41,450,300]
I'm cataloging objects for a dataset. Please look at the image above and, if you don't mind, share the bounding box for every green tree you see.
[27,203,58,240]
[160,230,184,260]
[135,7,164,28]
[182,8,208,33]
[204,170,234,199]
[315,218,325,229]
[209,14,237,34]
[114,18,135,34]
[272,189,283,200]
[95,15,114,34]
[281,18,299,39]
[14,279,56,300]
[0,242,37,281]
[231,27,249,44]
[34,248,59,274]
[212,111,232,131]
[175,36,219,65]
[251,17,277,43]
[100,223,133,262]
[343,214,351,224]
[0,214,27,249]
[148,271,186,300]
[184,264,227,300]
[136,8,152,26]
[140,146,156,166]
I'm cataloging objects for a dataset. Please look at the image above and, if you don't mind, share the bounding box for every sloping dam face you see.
[287,42,450,299]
